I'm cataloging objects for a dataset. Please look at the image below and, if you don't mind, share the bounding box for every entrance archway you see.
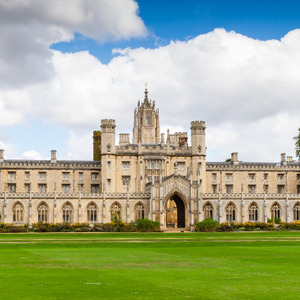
[166,194,185,228]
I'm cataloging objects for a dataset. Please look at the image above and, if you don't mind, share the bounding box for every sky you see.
[1,0,300,162]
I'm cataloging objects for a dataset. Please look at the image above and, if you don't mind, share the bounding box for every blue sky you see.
[1,0,300,162]
[52,0,300,63]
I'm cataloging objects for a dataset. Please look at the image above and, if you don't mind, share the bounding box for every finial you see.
[144,82,148,103]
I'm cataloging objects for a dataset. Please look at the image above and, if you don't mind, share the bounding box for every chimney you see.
[281,153,286,165]
[231,152,239,165]
[51,150,57,163]
[0,149,3,162]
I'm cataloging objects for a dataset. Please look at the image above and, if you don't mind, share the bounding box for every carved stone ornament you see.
[198,145,202,153]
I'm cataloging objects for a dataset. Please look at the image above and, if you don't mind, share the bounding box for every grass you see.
[0,232,300,299]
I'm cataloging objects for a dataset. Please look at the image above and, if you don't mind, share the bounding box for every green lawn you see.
[0,232,300,299]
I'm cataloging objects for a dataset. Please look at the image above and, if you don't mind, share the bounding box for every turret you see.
[0,149,4,162]
[191,121,206,156]
[101,119,116,154]
[191,121,206,188]
[132,86,160,144]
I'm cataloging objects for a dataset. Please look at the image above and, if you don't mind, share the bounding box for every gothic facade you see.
[1,88,300,229]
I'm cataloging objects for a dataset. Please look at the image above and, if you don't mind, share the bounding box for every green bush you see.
[196,218,219,232]
[136,218,160,232]
[218,222,234,231]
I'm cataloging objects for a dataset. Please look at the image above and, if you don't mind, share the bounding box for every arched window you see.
[249,203,258,222]
[293,202,300,221]
[271,202,281,221]
[87,203,97,222]
[226,202,236,222]
[13,202,23,223]
[62,202,73,223]
[111,202,121,221]
[203,203,213,219]
[135,202,145,220]
[38,202,48,223]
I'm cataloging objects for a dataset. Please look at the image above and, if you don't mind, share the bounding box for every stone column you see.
[53,191,57,223]
[263,192,267,223]
[78,193,82,223]
[102,185,106,224]
[3,191,7,223]
[286,171,289,222]
[126,187,130,224]
[218,191,221,223]
[28,192,32,226]
[241,186,244,224]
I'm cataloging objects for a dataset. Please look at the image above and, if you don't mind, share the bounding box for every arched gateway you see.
[165,193,186,228]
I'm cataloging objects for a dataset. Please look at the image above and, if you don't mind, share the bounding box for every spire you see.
[144,82,148,104]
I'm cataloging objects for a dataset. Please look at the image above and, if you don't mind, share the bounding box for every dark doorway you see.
[166,194,185,228]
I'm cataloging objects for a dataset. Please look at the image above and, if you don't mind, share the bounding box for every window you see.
[39,172,46,180]
[25,184,30,193]
[248,185,256,194]
[38,203,48,223]
[212,173,217,182]
[62,172,69,180]
[79,172,83,181]
[212,185,217,194]
[226,203,236,222]
[135,203,145,220]
[62,184,70,194]
[78,184,83,193]
[277,174,284,181]
[271,203,281,220]
[264,173,268,181]
[122,176,130,187]
[8,172,16,180]
[226,173,232,181]
[264,185,269,194]
[226,185,233,194]
[87,203,97,222]
[249,203,258,222]
[248,174,255,182]
[277,185,285,194]
[177,162,185,171]
[25,172,30,180]
[91,173,99,180]
[13,202,23,223]
[91,184,99,194]
[8,183,16,193]
[107,179,111,185]
[298,185,300,194]
[122,162,130,170]
[294,203,300,221]
[203,203,213,219]
[39,184,46,193]
[145,115,150,125]
[297,174,300,181]
[62,203,73,223]
[111,202,121,220]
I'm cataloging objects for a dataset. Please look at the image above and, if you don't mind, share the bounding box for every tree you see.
[294,128,300,160]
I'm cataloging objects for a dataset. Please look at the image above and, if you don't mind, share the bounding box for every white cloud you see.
[1,25,300,161]
[0,0,146,88]
[64,130,93,160]
[22,150,43,160]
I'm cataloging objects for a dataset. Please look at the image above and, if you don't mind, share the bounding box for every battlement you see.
[191,121,206,128]
[101,119,116,127]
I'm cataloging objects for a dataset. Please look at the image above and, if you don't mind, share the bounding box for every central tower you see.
[132,88,160,144]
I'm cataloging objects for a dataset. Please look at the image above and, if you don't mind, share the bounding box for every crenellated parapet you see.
[101,119,116,133]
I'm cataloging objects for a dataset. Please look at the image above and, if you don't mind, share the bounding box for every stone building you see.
[0,88,300,229]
